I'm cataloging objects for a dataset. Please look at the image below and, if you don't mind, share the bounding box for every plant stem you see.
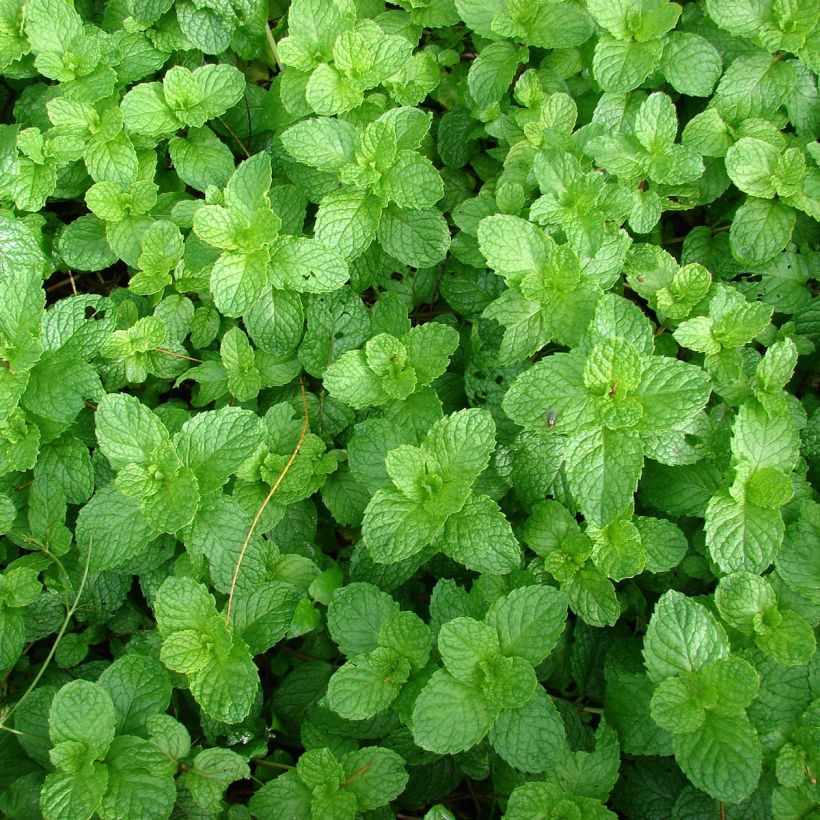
[265,22,282,72]
[225,380,308,624]
[0,540,92,731]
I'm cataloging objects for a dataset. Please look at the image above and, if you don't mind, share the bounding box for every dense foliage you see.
[0,0,818,817]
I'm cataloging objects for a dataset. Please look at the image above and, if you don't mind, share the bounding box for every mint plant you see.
[0,0,817,817]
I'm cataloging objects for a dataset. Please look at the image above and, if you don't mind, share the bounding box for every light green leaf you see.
[176,406,264,493]
[411,669,493,754]
[281,116,358,171]
[643,590,730,683]
[326,653,407,719]
[485,586,566,666]
[662,32,722,97]
[97,655,171,735]
[439,493,521,574]
[380,151,445,210]
[377,205,451,268]
[705,491,784,574]
[468,41,527,108]
[438,616,500,682]
[672,712,762,804]
[182,748,249,813]
[565,428,643,527]
[489,686,566,773]
[75,484,157,572]
[340,746,408,811]
[730,198,796,265]
[49,680,116,761]
[502,353,593,435]
[314,188,382,261]
[95,393,169,469]
[327,582,398,657]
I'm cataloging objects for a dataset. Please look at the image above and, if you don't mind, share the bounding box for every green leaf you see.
[425,408,496,486]
[168,127,235,193]
[377,205,451,268]
[340,746,408,810]
[380,151,445,210]
[327,582,398,656]
[565,428,643,527]
[230,581,302,655]
[505,781,616,819]
[182,748,250,813]
[485,586,566,666]
[163,64,246,128]
[411,669,494,754]
[672,712,762,804]
[438,616,500,682]
[439,493,521,574]
[482,654,537,710]
[643,591,730,682]
[593,37,664,93]
[100,736,176,820]
[362,487,443,563]
[756,609,817,667]
[75,484,157,572]
[705,491,784,574]
[221,326,261,401]
[489,686,566,773]
[662,32,722,97]
[154,577,216,635]
[95,393,169,469]
[732,401,800,472]
[249,771,311,820]
[327,651,408,719]
[49,680,116,761]
[565,564,621,627]
[141,466,200,534]
[269,236,349,294]
[315,189,382,261]
[281,116,358,171]
[503,353,593,434]
[121,83,180,139]
[0,608,26,673]
[40,766,108,820]
[468,42,527,108]
[175,406,264,494]
[189,640,259,724]
[730,198,796,265]
[97,655,172,735]
[186,494,267,594]
[635,357,711,432]
[725,138,780,199]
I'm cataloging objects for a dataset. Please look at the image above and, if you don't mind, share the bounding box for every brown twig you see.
[465,778,481,818]
[225,379,309,624]
[341,762,373,788]
[252,759,294,770]
[218,115,251,159]
[153,347,203,363]
[46,272,87,293]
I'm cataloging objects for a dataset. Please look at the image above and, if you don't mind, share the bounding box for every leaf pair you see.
[362,408,521,573]
[250,745,407,820]
[412,585,566,755]
[192,153,348,316]
[281,109,450,266]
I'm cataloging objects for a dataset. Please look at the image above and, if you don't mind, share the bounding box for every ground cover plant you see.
[0,0,817,817]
